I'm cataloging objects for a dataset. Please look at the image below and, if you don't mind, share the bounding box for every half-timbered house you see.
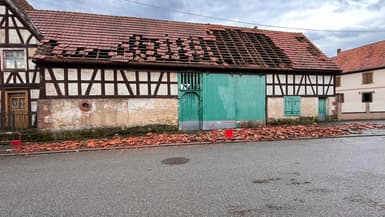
[0,0,40,129]
[0,0,340,131]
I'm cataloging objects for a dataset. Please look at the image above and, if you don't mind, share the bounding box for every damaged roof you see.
[19,2,338,72]
[333,40,385,73]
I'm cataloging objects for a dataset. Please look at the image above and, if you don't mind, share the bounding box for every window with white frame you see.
[3,50,26,69]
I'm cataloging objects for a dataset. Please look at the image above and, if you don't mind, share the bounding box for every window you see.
[284,96,301,116]
[180,72,201,91]
[362,92,372,103]
[362,72,373,84]
[336,93,344,103]
[3,50,26,69]
[335,76,341,87]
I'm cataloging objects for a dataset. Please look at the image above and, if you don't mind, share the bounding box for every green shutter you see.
[284,96,301,116]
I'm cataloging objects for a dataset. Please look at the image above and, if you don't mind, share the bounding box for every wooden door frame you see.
[4,89,29,129]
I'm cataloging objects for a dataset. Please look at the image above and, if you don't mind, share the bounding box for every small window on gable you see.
[335,76,341,87]
[3,50,26,69]
[362,72,373,84]
[362,92,372,103]
[284,96,301,116]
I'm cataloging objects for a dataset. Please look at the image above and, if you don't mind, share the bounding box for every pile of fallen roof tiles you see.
[10,123,385,153]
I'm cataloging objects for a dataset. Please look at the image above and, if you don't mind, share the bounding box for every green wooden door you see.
[318,97,327,121]
[179,72,266,130]
[179,92,200,130]
[178,72,202,131]
[201,73,266,130]
[235,75,265,121]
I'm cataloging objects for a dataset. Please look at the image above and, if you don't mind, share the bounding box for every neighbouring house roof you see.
[333,40,385,73]
[19,4,338,72]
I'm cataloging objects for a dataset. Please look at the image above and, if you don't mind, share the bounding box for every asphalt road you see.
[1,136,385,217]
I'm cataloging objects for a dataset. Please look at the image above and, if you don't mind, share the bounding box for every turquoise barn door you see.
[318,97,327,121]
[178,72,202,131]
[235,74,266,122]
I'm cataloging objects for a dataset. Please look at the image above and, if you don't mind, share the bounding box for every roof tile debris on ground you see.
[4,123,385,154]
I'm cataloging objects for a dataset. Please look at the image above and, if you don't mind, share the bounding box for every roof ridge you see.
[337,39,385,56]
[31,9,302,35]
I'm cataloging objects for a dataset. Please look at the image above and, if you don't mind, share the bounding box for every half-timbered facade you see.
[266,73,335,120]
[0,0,340,131]
[0,0,40,129]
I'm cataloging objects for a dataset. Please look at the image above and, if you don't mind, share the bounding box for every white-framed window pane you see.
[4,50,26,69]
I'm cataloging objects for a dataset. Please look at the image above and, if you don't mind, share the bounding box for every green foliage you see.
[16,125,178,143]
[267,116,337,126]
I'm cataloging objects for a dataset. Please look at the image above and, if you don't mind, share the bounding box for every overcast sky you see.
[29,0,385,57]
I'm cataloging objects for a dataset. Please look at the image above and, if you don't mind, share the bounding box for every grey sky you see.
[28,0,385,57]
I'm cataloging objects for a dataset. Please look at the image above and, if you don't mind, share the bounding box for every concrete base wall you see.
[338,111,385,121]
[38,98,178,131]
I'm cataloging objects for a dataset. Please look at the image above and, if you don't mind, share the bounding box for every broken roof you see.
[19,2,338,72]
[333,40,385,73]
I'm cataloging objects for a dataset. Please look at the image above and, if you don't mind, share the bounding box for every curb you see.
[1,134,385,157]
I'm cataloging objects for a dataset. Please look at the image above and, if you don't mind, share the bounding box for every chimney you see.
[337,48,341,55]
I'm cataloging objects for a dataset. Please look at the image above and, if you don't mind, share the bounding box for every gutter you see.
[33,57,341,75]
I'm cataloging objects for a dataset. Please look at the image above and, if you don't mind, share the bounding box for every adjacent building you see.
[333,41,385,120]
[0,0,339,131]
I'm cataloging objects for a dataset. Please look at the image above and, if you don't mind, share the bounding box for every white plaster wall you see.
[38,98,178,131]
[337,69,385,113]
[370,87,385,112]
[328,96,336,115]
[0,29,5,43]
[340,91,366,113]
[267,98,285,119]
[301,97,318,117]
[0,5,6,14]
[338,69,385,90]
[267,97,319,119]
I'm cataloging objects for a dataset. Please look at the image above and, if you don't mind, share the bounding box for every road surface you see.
[1,136,385,217]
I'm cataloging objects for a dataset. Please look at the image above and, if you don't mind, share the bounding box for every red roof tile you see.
[25,9,338,72]
[333,40,385,73]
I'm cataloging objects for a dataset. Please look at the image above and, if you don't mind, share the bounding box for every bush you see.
[17,125,178,143]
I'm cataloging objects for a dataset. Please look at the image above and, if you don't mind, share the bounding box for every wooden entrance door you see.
[318,97,327,121]
[179,92,201,131]
[5,90,29,129]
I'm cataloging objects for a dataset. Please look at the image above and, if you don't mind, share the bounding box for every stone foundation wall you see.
[38,98,178,131]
